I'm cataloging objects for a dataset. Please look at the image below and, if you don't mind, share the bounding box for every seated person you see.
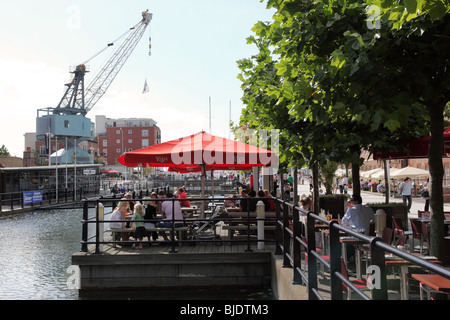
[158,193,184,241]
[239,189,248,212]
[257,189,270,211]
[177,187,190,207]
[264,189,276,212]
[341,195,375,235]
[248,189,257,212]
[109,200,130,242]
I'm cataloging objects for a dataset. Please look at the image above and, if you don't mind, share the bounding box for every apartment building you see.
[95,115,161,165]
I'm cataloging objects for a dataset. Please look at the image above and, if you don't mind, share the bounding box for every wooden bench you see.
[222,224,276,240]
[106,226,189,246]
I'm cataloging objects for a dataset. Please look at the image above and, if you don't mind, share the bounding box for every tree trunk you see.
[352,163,361,198]
[427,102,445,263]
[312,162,320,214]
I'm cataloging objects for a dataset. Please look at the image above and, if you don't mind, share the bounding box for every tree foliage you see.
[237,0,449,260]
[0,145,10,156]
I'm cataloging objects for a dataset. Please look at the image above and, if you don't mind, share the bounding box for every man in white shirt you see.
[399,177,414,212]
[341,195,375,235]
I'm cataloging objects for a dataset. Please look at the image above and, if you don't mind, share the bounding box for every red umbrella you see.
[101,169,120,174]
[118,131,277,171]
[373,127,450,160]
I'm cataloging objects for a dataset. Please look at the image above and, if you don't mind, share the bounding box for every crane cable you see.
[81,21,142,65]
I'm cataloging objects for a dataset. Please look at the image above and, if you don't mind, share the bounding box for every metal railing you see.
[275,197,450,300]
[80,196,277,254]
[78,193,450,300]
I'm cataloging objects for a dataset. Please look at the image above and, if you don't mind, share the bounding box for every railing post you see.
[292,206,302,285]
[81,200,89,252]
[282,201,291,268]
[275,200,282,255]
[369,238,388,300]
[329,221,343,300]
[257,200,265,250]
[170,197,176,253]
[95,200,101,254]
[306,211,318,299]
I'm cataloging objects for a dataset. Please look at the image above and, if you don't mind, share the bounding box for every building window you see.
[128,139,132,143]
[116,139,121,144]
[142,130,149,137]
[128,130,132,134]
[116,130,121,134]
[103,140,107,147]
[116,149,121,154]
[103,149,107,156]
[64,120,70,128]
[142,139,149,148]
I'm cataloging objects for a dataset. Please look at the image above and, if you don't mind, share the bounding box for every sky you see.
[0,0,276,157]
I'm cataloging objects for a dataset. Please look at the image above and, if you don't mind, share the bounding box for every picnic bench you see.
[106,226,189,246]
[222,224,276,240]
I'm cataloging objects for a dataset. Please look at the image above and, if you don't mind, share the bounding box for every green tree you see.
[237,0,449,260]
[0,145,10,156]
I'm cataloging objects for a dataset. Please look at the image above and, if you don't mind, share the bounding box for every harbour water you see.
[0,209,83,300]
[0,208,273,300]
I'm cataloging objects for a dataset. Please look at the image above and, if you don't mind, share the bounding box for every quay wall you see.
[72,249,272,290]
[72,249,307,300]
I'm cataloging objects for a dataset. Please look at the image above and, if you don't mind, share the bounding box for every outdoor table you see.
[411,274,450,299]
[340,236,367,280]
[385,254,441,300]
[181,206,198,218]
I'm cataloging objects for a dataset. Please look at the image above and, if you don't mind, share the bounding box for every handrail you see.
[78,192,450,300]
[80,196,277,254]
[275,197,450,300]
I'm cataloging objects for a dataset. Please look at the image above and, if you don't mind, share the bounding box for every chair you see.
[301,234,329,278]
[392,217,413,247]
[381,227,394,245]
[444,237,450,266]
[417,210,431,218]
[410,218,429,254]
[340,257,370,300]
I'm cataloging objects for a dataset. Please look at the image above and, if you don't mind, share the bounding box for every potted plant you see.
[319,194,350,219]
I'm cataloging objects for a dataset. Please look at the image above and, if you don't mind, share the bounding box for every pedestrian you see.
[421,178,430,212]
[399,177,414,212]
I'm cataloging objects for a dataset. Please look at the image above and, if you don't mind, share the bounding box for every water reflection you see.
[0,209,82,300]
[0,209,274,300]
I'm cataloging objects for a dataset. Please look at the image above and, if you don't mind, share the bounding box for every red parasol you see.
[373,127,450,160]
[118,131,277,171]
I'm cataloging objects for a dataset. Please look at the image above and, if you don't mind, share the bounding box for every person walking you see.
[399,177,414,212]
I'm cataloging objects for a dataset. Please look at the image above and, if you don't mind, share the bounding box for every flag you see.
[142,79,149,94]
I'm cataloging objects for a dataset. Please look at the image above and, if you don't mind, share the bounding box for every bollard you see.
[97,202,105,253]
[257,200,265,250]
[375,209,386,238]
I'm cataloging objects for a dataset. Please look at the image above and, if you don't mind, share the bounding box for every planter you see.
[368,203,408,231]
[319,194,349,219]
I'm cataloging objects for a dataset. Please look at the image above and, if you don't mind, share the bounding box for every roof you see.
[0,156,23,168]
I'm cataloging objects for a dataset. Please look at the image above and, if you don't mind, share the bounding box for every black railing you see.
[275,197,450,300]
[79,194,450,300]
[80,196,277,254]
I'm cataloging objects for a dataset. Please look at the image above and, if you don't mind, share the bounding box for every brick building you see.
[95,116,161,166]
